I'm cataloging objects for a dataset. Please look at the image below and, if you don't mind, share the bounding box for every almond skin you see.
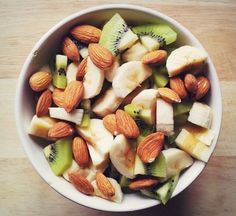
[196,76,210,100]
[88,43,113,70]
[103,114,118,135]
[142,50,167,64]
[116,109,140,138]
[62,37,80,62]
[184,73,198,93]
[170,77,188,99]
[52,88,65,107]
[76,57,88,81]
[29,71,52,92]
[96,172,115,197]
[158,87,181,103]
[72,137,90,168]
[64,81,84,112]
[137,132,164,163]
[128,178,159,190]
[36,89,52,117]
[69,171,94,195]
[48,121,74,139]
[70,25,101,44]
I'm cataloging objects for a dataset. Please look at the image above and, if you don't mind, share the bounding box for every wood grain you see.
[0,0,236,215]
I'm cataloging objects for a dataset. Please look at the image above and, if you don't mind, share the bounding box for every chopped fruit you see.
[80,99,91,128]
[53,55,67,89]
[119,175,132,188]
[173,102,193,117]
[148,152,166,178]
[66,62,78,83]
[104,55,120,82]
[140,35,160,51]
[152,68,169,88]
[134,154,146,175]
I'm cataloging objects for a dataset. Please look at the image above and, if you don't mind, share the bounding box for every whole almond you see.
[137,132,164,163]
[103,114,118,135]
[36,89,52,117]
[184,73,198,93]
[76,57,88,81]
[116,109,140,138]
[72,137,90,168]
[142,50,167,64]
[29,71,52,92]
[69,171,94,195]
[48,121,74,139]
[96,172,115,197]
[158,87,181,103]
[170,77,188,99]
[196,76,210,100]
[88,43,113,70]
[62,37,80,62]
[128,178,159,190]
[70,25,101,44]
[64,81,84,112]
[52,88,65,107]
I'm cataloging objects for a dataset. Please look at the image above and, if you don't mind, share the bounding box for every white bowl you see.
[15,4,222,212]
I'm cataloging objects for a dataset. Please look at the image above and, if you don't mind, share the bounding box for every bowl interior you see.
[16,5,222,212]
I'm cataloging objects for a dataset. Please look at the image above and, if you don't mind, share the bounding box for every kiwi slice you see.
[173,102,193,117]
[53,55,67,89]
[80,99,91,128]
[148,152,166,178]
[43,138,72,176]
[152,67,169,88]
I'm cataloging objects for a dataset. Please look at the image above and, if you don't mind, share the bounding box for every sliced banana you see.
[118,29,139,52]
[66,62,78,83]
[104,55,120,82]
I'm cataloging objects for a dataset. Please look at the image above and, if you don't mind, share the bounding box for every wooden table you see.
[0,0,236,215]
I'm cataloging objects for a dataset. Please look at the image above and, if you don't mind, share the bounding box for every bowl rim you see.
[15,4,222,212]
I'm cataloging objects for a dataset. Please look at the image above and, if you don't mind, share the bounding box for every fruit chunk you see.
[140,35,160,51]
[66,62,78,83]
[152,67,169,88]
[53,55,67,89]
[148,152,166,178]
[29,71,52,92]
[134,154,146,175]
[43,138,72,176]
[173,102,193,117]
[80,99,91,128]
[104,55,120,82]
[62,159,80,181]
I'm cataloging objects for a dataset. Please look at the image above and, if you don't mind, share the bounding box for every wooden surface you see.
[0,0,236,215]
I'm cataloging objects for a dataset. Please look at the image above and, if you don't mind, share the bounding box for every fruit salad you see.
[28,13,214,204]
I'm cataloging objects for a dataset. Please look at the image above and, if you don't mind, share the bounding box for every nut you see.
[88,43,113,70]
[170,77,188,99]
[29,71,52,92]
[62,37,80,62]
[116,109,140,138]
[72,137,90,168]
[103,114,118,135]
[137,132,164,163]
[69,171,94,195]
[36,89,52,117]
[76,57,88,81]
[52,88,65,107]
[158,87,181,103]
[128,178,159,190]
[63,81,84,112]
[48,121,74,139]
[96,172,115,197]
[142,50,167,64]
[184,73,198,93]
[70,25,101,44]
[196,76,210,100]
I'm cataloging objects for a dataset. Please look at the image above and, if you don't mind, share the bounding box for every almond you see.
[48,121,74,139]
[103,114,118,135]
[96,172,115,197]
[128,178,159,190]
[158,87,181,103]
[170,77,188,99]
[36,89,52,117]
[116,109,140,138]
[142,50,167,64]
[52,88,65,107]
[196,76,210,100]
[88,43,113,70]
[184,73,198,93]
[70,25,101,44]
[72,137,90,168]
[137,132,164,163]
[76,57,88,81]
[62,37,80,62]
[69,171,94,195]
[29,71,52,92]
[64,81,84,112]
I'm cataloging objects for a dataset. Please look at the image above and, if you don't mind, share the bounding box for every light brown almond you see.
[196,76,210,100]
[69,171,94,195]
[64,81,84,112]
[72,137,90,168]
[36,89,52,117]
[62,37,80,62]
[103,114,118,135]
[137,132,164,163]
[142,50,167,64]
[128,178,159,190]
[116,109,140,138]
[96,172,115,197]
[158,87,181,103]
[48,121,74,139]
[88,43,113,70]
[170,77,188,99]
[70,25,101,44]
[76,57,88,81]
[184,73,198,93]
[29,71,52,92]
[52,88,65,107]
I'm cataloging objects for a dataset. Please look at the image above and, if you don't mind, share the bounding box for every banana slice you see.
[112,61,152,98]
[104,55,120,82]
[83,57,104,99]
[110,135,135,179]
[91,177,123,203]
[92,87,123,117]
[66,62,78,83]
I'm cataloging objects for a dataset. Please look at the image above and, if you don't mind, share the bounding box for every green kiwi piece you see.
[173,102,193,117]
[134,154,146,175]
[53,55,67,89]
[147,152,166,178]
[119,175,132,188]
[140,189,157,199]
[152,68,169,88]
[80,99,91,128]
